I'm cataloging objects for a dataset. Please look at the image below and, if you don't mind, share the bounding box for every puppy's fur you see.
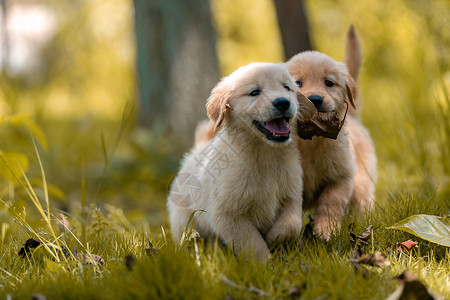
[168,63,313,260]
[285,26,377,239]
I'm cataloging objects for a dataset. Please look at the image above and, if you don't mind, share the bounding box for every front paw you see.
[313,217,340,241]
[265,216,302,247]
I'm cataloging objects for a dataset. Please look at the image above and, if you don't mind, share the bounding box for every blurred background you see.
[0,0,448,232]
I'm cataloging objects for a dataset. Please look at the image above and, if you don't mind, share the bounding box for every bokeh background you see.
[0,0,449,233]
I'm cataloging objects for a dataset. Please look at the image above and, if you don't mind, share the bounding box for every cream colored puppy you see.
[168,63,312,260]
[285,27,377,240]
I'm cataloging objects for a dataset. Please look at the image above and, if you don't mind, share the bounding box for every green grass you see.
[0,176,448,299]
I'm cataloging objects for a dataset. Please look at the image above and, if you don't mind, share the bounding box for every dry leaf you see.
[357,252,390,267]
[77,253,105,265]
[124,254,136,271]
[349,225,374,247]
[145,232,159,257]
[287,285,301,298]
[18,238,42,257]
[386,270,438,300]
[297,102,348,140]
[396,239,419,252]
[32,293,47,300]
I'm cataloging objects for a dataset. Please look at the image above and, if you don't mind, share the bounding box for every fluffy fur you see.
[285,27,377,239]
[168,63,314,260]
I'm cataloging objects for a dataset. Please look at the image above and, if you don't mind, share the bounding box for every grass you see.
[0,163,448,299]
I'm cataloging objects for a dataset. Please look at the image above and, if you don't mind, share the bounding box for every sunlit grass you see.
[0,190,448,299]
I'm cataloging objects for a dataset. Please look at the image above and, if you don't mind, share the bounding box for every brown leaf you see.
[76,253,105,265]
[124,254,136,271]
[357,252,390,267]
[396,270,418,283]
[287,285,301,298]
[349,247,364,261]
[32,293,47,300]
[349,225,374,247]
[18,238,42,257]
[386,270,436,300]
[145,232,159,257]
[396,240,419,252]
[297,102,349,140]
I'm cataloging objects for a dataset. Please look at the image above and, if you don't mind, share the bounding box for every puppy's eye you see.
[295,81,303,87]
[283,85,291,92]
[325,80,334,87]
[249,89,261,96]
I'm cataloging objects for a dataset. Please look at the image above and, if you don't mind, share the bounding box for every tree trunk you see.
[133,0,220,149]
[1,0,9,73]
[274,0,312,60]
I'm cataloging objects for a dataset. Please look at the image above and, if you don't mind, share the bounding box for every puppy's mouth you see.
[253,117,291,142]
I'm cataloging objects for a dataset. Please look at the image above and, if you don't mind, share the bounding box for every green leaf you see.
[388,214,450,247]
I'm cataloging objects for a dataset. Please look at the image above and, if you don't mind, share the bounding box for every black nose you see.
[273,98,290,113]
[308,95,323,108]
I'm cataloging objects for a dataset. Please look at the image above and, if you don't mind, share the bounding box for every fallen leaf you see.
[145,232,159,257]
[287,285,301,298]
[349,225,374,247]
[76,253,105,265]
[125,254,136,271]
[18,238,42,257]
[32,293,47,300]
[357,252,390,267]
[396,269,417,283]
[396,240,419,252]
[388,215,450,247]
[385,270,438,300]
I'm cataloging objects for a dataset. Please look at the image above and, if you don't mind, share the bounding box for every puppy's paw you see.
[313,217,339,241]
[265,216,302,247]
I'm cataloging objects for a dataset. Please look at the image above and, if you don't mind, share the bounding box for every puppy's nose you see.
[273,98,290,113]
[308,95,323,109]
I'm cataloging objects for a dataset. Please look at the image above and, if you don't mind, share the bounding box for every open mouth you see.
[253,117,291,142]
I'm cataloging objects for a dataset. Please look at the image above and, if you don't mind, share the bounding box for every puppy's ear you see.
[206,82,232,130]
[297,91,316,120]
[345,75,358,110]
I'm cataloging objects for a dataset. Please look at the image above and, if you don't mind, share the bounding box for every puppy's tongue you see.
[265,118,290,135]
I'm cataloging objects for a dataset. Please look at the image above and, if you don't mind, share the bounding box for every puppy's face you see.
[286,51,357,115]
[207,63,311,145]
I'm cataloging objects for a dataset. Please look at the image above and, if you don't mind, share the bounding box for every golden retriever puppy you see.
[168,63,313,260]
[285,27,377,240]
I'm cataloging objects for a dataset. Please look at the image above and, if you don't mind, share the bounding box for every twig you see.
[219,274,269,297]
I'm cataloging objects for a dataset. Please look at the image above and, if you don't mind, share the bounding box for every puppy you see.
[285,27,377,240]
[168,63,313,260]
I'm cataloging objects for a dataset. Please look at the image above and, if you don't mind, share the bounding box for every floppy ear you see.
[206,82,232,130]
[345,75,358,110]
[297,91,316,120]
